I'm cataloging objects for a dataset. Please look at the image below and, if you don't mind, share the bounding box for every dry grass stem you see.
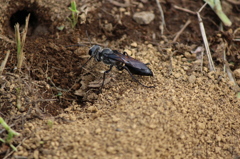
[3,137,27,159]
[233,27,240,41]
[0,34,15,44]
[197,3,215,71]
[16,87,22,110]
[108,0,130,7]
[0,50,10,76]
[156,0,166,34]
[173,3,216,71]
[14,14,30,71]
[226,0,240,4]
[173,5,196,15]
[173,19,191,42]
[224,60,240,92]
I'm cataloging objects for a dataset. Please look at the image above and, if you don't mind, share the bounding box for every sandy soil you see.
[1,0,240,158]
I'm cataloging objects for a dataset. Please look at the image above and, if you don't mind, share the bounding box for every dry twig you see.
[0,34,15,44]
[226,0,240,4]
[233,28,240,41]
[0,50,10,76]
[197,3,215,71]
[224,60,240,92]
[156,0,166,34]
[173,19,191,42]
[14,14,30,71]
[108,0,130,7]
[173,3,216,71]
[173,5,196,15]
[3,137,27,159]
[191,46,205,72]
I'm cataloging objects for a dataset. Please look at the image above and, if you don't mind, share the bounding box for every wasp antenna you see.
[77,43,87,47]
[65,44,79,47]
[76,43,89,48]
[123,66,155,88]
[65,43,86,48]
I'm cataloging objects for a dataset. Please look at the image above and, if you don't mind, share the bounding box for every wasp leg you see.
[123,52,129,56]
[99,65,114,92]
[116,64,124,71]
[123,66,155,88]
[80,56,94,72]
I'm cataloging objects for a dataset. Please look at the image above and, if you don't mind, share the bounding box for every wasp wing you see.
[105,50,153,76]
[102,50,126,63]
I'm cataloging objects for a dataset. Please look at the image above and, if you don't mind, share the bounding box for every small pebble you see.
[87,106,98,113]
[133,11,155,25]
[233,69,240,79]
[188,75,196,83]
[173,72,181,79]
[131,42,138,47]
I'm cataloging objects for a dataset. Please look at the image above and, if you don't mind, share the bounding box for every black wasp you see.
[82,45,155,90]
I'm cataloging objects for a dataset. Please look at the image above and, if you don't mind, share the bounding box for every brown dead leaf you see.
[88,77,112,88]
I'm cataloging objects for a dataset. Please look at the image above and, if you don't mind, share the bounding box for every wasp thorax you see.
[101,48,112,54]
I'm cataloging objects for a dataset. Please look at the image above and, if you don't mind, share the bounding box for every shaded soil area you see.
[0,0,240,158]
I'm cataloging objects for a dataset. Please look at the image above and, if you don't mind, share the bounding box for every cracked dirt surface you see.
[1,0,240,158]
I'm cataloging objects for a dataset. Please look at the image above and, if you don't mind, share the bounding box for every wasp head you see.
[89,45,102,61]
[89,45,101,56]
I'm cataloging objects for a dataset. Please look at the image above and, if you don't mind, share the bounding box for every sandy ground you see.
[1,0,240,158]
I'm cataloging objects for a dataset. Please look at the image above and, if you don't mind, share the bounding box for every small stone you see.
[119,7,126,12]
[197,129,204,134]
[148,124,157,129]
[133,11,155,25]
[173,72,181,79]
[107,147,116,154]
[180,134,185,139]
[233,69,240,79]
[33,150,39,159]
[136,147,143,153]
[184,52,192,58]
[138,3,144,8]
[95,128,101,134]
[87,106,98,113]
[197,122,205,129]
[203,67,208,72]
[188,75,196,83]
[216,134,222,141]
[181,58,187,62]
[215,147,221,153]
[92,142,100,148]
[103,23,113,32]
[132,124,137,129]
[131,42,138,47]
[208,71,215,80]
[147,44,153,48]
[112,115,120,122]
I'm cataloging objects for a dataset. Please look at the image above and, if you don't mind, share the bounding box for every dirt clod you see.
[133,11,155,25]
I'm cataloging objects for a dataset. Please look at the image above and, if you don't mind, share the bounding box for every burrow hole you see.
[10,9,38,32]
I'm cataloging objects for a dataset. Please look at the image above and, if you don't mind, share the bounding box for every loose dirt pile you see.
[1,0,240,158]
